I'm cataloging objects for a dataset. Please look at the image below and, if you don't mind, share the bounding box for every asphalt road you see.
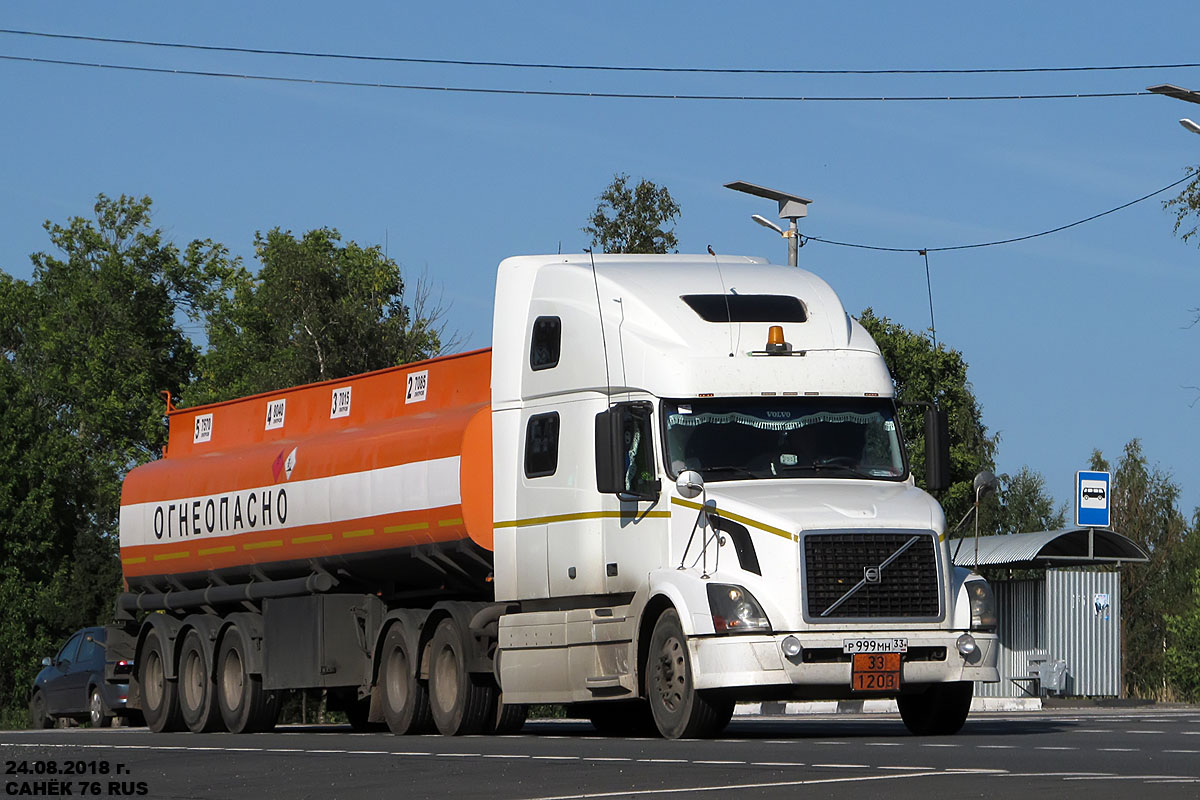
[3,708,1199,799]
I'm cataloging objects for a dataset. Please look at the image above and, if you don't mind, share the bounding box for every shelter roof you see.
[951,527,1148,569]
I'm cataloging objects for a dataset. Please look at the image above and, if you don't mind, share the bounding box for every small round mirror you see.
[973,470,999,500]
[676,470,705,499]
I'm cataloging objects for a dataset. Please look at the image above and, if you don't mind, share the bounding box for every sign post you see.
[1076,470,1111,528]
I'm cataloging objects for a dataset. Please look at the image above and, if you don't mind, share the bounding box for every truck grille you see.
[803,532,940,620]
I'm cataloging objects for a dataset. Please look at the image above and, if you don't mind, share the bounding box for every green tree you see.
[1164,167,1200,246]
[1090,441,1200,698]
[857,308,998,529]
[0,194,229,725]
[186,228,447,405]
[1165,566,1200,703]
[583,173,681,254]
[994,466,1067,535]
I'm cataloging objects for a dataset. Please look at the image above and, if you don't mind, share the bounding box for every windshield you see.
[663,397,907,482]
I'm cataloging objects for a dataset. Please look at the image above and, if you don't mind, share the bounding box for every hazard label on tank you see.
[406,370,428,404]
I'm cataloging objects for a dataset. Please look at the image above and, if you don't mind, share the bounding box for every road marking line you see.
[638,758,687,763]
[694,761,745,765]
[267,748,304,752]
[977,745,1016,749]
[1098,748,1139,752]
[389,751,433,756]
[1035,746,1077,751]
[751,762,805,767]
[814,741,847,745]
[878,766,934,771]
[435,753,481,757]
[813,764,869,769]
[865,742,902,747]
[1164,750,1200,754]
[482,754,528,759]
[532,756,580,760]
[1148,779,1200,784]
[920,743,960,747]
[1074,729,1112,733]
[1127,730,1164,734]
[1066,775,1195,782]
[521,770,950,800]
[587,757,632,762]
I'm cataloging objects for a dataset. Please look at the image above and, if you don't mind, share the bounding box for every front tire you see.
[646,610,734,739]
[89,689,113,728]
[29,691,53,729]
[897,681,973,736]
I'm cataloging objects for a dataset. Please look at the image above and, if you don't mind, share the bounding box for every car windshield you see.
[663,397,907,482]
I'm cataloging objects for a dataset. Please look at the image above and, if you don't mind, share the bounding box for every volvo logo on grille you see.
[863,566,882,584]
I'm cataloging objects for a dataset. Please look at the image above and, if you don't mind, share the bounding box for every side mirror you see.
[595,403,660,500]
[41,657,52,667]
[924,406,950,492]
[675,470,705,499]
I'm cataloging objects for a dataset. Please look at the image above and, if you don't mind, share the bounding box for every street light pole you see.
[724,181,812,267]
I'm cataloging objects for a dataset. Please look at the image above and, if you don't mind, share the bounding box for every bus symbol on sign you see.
[1076,470,1111,528]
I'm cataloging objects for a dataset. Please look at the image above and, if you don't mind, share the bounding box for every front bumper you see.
[689,631,999,695]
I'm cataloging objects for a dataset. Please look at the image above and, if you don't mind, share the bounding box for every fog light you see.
[956,633,978,657]
[781,635,802,657]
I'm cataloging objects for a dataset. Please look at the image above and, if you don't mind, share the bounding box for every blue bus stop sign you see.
[1076,470,1111,528]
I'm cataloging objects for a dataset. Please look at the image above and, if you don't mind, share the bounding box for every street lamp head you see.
[1147,84,1200,105]
[1181,118,1200,135]
[751,214,784,235]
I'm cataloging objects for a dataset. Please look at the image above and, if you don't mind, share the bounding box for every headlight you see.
[966,579,997,632]
[707,584,771,634]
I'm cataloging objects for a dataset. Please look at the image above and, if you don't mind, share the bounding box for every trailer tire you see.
[428,617,494,736]
[178,630,223,733]
[217,625,279,733]
[489,699,528,735]
[646,610,734,739]
[380,625,433,735]
[897,681,973,736]
[140,629,185,733]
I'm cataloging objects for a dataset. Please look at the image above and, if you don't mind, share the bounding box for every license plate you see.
[851,652,901,692]
[842,638,908,654]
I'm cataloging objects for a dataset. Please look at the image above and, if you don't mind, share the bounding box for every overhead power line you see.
[2,28,1198,76]
[0,55,1151,102]
[801,169,1199,253]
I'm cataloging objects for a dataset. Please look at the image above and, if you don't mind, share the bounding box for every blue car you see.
[29,627,136,728]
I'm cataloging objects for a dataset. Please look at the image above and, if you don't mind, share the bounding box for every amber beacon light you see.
[766,325,789,354]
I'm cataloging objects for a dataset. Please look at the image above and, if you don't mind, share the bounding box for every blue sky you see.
[3,2,1200,518]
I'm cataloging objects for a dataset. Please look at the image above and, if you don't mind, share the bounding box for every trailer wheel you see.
[216,625,279,733]
[897,681,973,736]
[178,630,223,733]
[427,617,495,736]
[489,698,528,735]
[140,629,184,733]
[380,625,433,735]
[646,610,734,739]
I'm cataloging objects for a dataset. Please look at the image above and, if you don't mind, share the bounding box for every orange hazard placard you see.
[851,652,901,692]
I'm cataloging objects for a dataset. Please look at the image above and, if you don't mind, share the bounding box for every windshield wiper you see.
[701,465,758,478]
[784,463,876,479]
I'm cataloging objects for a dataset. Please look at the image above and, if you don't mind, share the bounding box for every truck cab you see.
[489,254,999,737]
